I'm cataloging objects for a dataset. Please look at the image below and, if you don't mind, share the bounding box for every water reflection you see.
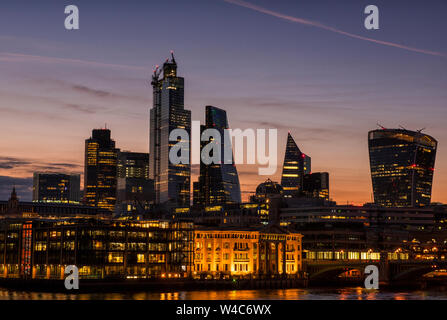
[1,287,447,300]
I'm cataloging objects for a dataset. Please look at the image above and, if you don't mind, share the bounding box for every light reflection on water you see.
[1,287,447,300]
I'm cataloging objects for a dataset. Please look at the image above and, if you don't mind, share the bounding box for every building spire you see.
[11,186,17,199]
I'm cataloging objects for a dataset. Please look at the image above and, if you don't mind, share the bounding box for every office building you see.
[280,133,311,198]
[280,204,437,261]
[303,172,329,201]
[84,128,119,212]
[1,188,110,218]
[0,217,193,279]
[368,128,437,207]
[149,53,191,206]
[253,179,284,224]
[194,227,302,278]
[116,151,154,215]
[32,173,80,204]
[196,106,241,206]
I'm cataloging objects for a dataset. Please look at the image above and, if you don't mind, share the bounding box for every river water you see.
[1,287,447,300]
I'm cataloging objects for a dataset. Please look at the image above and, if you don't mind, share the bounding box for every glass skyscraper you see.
[149,53,191,206]
[196,106,241,206]
[281,133,311,198]
[84,128,119,211]
[368,128,437,207]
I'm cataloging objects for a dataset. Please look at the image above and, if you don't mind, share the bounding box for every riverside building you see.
[193,226,303,278]
[0,217,193,280]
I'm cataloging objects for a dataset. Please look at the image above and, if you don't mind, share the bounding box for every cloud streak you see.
[0,156,82,173]
[224,0,446,58]
[0,52,146,70]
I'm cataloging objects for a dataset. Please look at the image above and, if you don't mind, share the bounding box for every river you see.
[1,287,447,300]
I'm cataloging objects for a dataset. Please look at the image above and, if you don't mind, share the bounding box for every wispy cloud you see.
[0,156,82,174]
[0,52,146,70]
[224,0,446,58]
[72,85,114,98]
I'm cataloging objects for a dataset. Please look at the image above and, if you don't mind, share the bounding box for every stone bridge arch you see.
[392,266,436,281]
[308,263,368,280]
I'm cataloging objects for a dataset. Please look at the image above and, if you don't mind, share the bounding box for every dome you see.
[256,179,283,196]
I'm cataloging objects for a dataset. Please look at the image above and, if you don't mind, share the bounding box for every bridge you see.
[304,259,447,285]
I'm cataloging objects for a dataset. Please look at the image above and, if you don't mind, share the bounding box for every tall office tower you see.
[84,128,119,211]
[32,173,80,203]
[117,151,150,179]
[197,106,241,206]
[303,172,329,201]
[149,53,191,206]
[116,151,154,214]
[280,133,311,198]
[368,128,437,207]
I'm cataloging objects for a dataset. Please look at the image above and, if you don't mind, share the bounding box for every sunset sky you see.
[0,0,446,204]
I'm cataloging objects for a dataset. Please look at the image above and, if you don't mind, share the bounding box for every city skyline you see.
[1,0,446,204]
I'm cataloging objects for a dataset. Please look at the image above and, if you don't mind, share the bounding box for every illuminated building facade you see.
[32,173,80,204]
[368,128,437,207]
[281,133,311,198]
[84,129,119,212]
[1,187,111,218]
[280,205,437,261]
[0,218,193,279]
[117,151,149,180]
[116,151,154,215]
[193,227,302,278]
[187,203,260,227]
[302,172,329,201]
[149,53,191,206]
[196,106,241,206]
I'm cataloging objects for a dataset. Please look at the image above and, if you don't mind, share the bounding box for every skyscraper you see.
[368,128,437,207]
[303,172,329,201]
[149,53,191,206]
[197,106,241,206]
[84,128,119,211]
[117,151,150,179]
[280,133,311,198]
[33,173,81,204]
[116,151,154,215]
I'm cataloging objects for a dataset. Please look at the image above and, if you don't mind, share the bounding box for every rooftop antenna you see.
[170,50,176,63]
[376,122,386,130]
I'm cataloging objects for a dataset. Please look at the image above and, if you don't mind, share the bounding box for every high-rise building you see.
[33,173,80,204]
[368,128,437,207]
[149,53,191,206]
[196,106,241,206]
[116,151,154,215]
[303,172,329,201]
[280,133,311,198]
[117,151,149,180]
[84,128,119,211]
